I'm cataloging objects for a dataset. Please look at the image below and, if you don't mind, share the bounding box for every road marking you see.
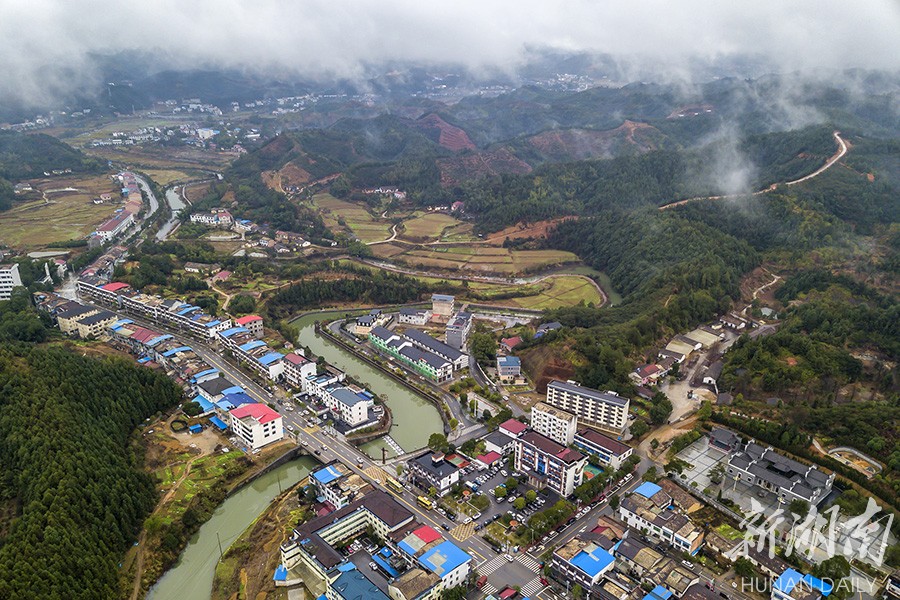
[521,576,545,597]
[450,523,475,541]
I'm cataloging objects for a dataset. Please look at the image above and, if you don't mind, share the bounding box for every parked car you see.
[682,560,694,570]
[504,553,515,562]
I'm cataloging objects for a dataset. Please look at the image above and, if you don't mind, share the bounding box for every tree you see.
[514,497,527,510]
[428,433,449,453]
[525,490,537,503]
[710,463,726,485]
[505,477,519,491]
[182,400,204,417]
[470,332,498,364]
[788,499,809,520]
[812,556,851,600]
[441,586,467,600]
[734,557,756,579]
[495,486,507,499]
[609,494,620,509]
[449,418,459,430]
[643,466,659,483]
[630,419,649,438]
[428,486,438,498]
[572,583,584,599]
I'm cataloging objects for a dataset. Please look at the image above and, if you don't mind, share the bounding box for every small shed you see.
[189,424,203,434]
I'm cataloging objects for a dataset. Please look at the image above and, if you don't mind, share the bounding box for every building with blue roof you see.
[644,585,673,600]
[497,355,522,381]
[551,535,616,590]
[215,392,256,412]
[312,464,344,486]
[328,565,389,600]
[239,339,267,352]
[209,415,228,431]
[219,326,249,338]
[773,568,832,600]
[323,387,370,426]
[192,395,215,415]
[162,345,192,357]
[258,352,284,366]
[417,540,471,588]
[634,481,663,499]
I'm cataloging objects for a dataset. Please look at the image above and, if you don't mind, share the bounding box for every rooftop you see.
[498,355,521,367]
[575,428,631,456]
[417,540,470,577]
[235,314,263,325]
[499,419,527,435]
[330,567,390,600]
[402,328,464,361]
[230,403,281,425]
[520,430,586,464]
[533,401,577,422]
[548,380,630,407]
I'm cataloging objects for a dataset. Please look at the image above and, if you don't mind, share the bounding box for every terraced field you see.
[312,193,392,243]
[399,211,474,242]
[395,246,579,274]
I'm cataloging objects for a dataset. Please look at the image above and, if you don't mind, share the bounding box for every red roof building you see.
[499,418,527,437]
[230,403,281,425]
[412,525,442,544]
[102,281,130,292]
[235,314,263,325]
[500,336,523,351]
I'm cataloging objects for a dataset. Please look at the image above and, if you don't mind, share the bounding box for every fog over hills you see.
[2,0,899,113]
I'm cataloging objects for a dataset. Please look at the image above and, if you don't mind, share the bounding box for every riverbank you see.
[210,478,312,600]
[122,412,310,600]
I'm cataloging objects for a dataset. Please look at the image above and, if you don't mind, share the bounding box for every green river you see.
[146,457,317,600]
[290,310,444,457]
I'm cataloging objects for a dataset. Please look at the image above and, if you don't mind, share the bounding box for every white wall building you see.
[229,403,284,450]
[545,379,629,436]
[531,401,578,446]
[0,263,23,300]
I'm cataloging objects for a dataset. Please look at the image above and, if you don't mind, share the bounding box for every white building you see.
[545,379,630,436]
[282,352,316,388]
[398,307,431,325]
[408,451,460,496]
[229,403,284,450]
[531,401,578,446]
[322,387,369,427]
[618,481,705,555]
[234,314,264,338]
[514,431,587,497]
[95,211,135,241]
[0,263,23,300]
[445,312,472,350]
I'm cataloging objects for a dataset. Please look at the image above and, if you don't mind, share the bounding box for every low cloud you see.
[1,0,899,109]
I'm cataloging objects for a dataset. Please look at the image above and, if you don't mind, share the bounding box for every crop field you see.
[0,175,120,248]
[142,169,197,186]
[495,275,603,309]
[312,193,392,243]
[394,246,579,275]
[399,211,474,242]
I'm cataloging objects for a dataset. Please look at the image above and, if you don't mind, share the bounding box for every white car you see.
[463,517,472,524]
[287,425,295,432]
[504,554,514,562]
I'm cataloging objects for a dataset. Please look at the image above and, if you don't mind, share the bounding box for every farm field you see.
[141,169,198,186]
[484,275,603,309]
[393,245,580,275]
[312,193,392,243]
[398,211,474,243]
[0,175,120,248]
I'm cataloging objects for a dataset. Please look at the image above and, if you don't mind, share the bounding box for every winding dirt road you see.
[658,131,847,211]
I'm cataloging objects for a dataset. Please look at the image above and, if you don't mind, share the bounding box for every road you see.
[659,131,847,210]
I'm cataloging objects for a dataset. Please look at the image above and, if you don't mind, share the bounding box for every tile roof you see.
[230,403,281,425]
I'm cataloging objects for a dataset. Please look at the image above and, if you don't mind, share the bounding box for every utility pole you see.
[216,531,224,559]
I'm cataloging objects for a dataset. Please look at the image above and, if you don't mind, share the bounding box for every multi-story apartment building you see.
[229,403,283,450]
[573,428,634,471]
[0,263,23,300]
[514,430,587,497]
[282,352,316,388]
[310,462,373,509]
[321,386,369,427]
[551,535,616,592]
[545,379,630,437]
[445,312,472,350]
[531,401,578,446]
[73,309,118,339]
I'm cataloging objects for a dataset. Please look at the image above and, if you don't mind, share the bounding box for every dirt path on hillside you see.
[129,451,207,600]
[659,131,847,211]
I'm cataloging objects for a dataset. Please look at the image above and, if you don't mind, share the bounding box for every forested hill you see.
[460,125,838,233]
[0,344,183,600]
[0,131,104,210]
[0,131,103,182]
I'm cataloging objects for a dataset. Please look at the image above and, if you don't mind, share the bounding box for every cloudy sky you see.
[2,0,899,107]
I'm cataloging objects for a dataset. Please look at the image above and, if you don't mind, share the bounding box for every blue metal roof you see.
[418,541,470,577]
[774,569,805,594]
[803,574,833,597]
[239,340,267,352]
[331,387,368,406]
[216,392,256,411]
[162,346,192,357]
[312,465,343,485]
[644,585,674,600]
[634,481,663,499]
[570,545,614,578]
[209,416,228,430]
[222,385,245,396]
[137,356,151,363]
[498,356,521,367]
[177,305,199,316]
[192,368,219,382]
[219,326,248,338]
[258,352,284,366]
[273,564,287,582]
[194,396,215,413]
[371,552,399,578]
[204,320,221,328]
[145,334,172,347]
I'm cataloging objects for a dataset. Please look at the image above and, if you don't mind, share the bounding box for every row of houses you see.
[369,326,468,383]
[33,292,117,339]
[89,172,144,246]
[77,277,233,339]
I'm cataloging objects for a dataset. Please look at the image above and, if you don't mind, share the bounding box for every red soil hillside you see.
[527,121,663,162]
[436,148,532,187]
[416,113,477,152]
